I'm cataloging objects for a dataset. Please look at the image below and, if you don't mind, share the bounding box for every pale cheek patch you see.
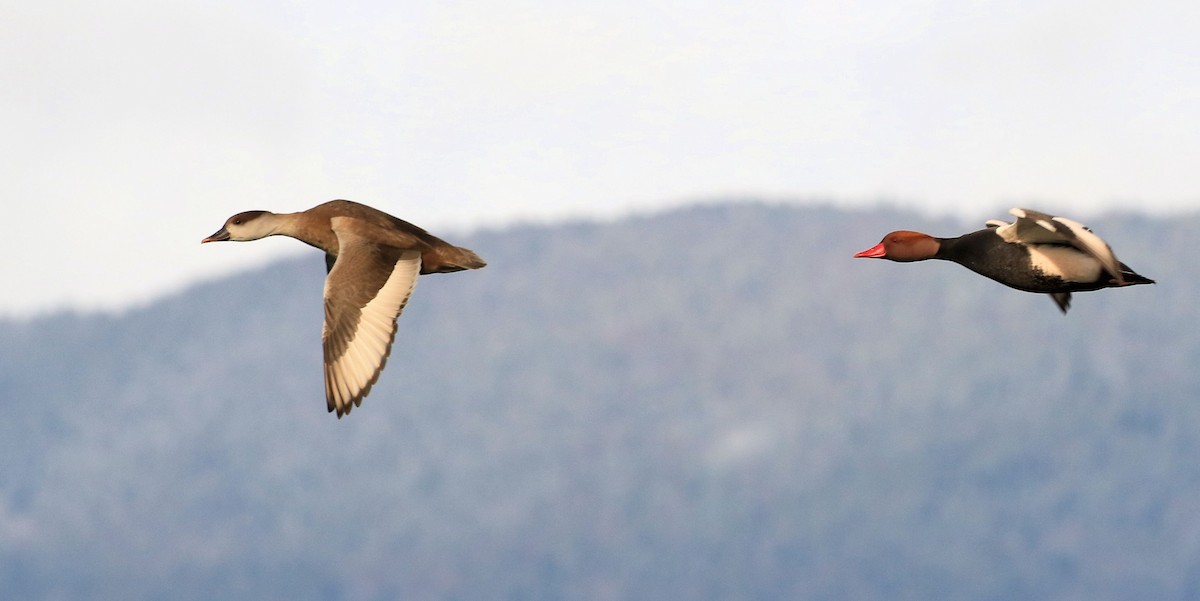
[1027,246,1103,283]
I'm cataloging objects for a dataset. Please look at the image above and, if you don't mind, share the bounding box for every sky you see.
[2,0,1198,316]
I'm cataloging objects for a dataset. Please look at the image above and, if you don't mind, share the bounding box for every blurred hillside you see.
[0,201,1190,600]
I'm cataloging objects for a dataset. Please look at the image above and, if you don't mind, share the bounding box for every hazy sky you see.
[3,0,1197,315]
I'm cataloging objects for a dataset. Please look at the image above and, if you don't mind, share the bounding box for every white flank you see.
[1026,245,1104,283]
[1051,216,1123,282]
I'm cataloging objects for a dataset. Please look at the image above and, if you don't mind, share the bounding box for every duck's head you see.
[853,230,939,262]
[201,211,277,243]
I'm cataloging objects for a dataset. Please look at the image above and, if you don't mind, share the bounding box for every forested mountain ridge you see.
[0,202,1191,600]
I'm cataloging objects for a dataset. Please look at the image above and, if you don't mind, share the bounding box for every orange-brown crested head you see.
[853,230,940,262]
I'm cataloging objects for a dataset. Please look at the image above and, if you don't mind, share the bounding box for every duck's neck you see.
[933,230,992,263]
[272,211,339,254]
[264,212,300,237]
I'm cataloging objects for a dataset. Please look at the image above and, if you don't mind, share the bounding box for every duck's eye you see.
[232,218,242,225]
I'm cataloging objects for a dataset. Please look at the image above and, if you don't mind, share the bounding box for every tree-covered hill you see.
[0,202,1190,600]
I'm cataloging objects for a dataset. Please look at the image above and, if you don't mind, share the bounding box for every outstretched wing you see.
[322,217,421,417]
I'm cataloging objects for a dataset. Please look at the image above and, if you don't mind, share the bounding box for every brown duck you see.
[202,199,485,417]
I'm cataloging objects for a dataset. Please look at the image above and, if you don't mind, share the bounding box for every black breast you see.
[936,229,1069,293]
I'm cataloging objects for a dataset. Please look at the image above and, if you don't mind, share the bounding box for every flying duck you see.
[854,208,1154,313]
[202,199,486,417]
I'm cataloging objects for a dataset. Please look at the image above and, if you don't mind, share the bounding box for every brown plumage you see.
[202,199,485,417]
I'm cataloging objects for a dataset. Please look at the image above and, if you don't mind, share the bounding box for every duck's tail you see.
[426,245,487,273]
[1117,263,1155,286]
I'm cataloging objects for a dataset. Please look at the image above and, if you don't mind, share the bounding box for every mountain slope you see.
[0,202,1191,600]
